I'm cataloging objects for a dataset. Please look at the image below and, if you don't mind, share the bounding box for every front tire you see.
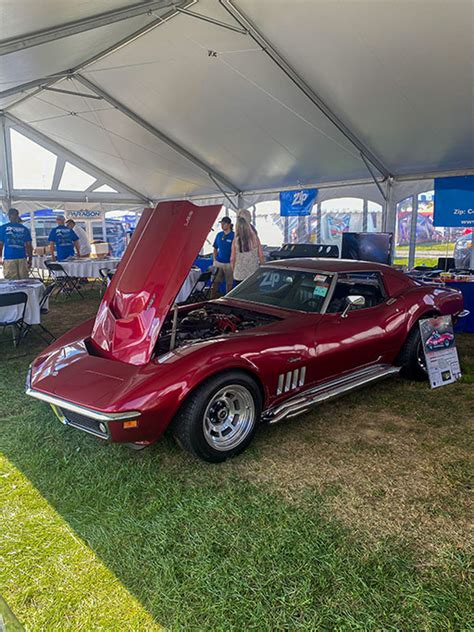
[172,371,261,462]
[398,326,428,381]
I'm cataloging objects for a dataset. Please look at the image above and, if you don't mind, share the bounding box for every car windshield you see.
[227,267,334,312]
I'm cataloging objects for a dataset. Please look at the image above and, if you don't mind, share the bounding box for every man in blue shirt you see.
[48,215,80,261]
[0,208,33,279]
[211,216,234,297]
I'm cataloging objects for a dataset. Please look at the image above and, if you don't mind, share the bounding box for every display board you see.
[419,316,462,388]
[434,176,474,228]
[280,189,318,216]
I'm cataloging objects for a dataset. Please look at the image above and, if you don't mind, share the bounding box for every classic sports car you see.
[26,202,465,462]
[425,331,455,350]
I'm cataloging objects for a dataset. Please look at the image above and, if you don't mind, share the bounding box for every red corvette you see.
[26,202,464,462]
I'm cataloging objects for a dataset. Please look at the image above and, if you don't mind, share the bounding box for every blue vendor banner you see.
[434,176,474,227]
[280,188,318,216]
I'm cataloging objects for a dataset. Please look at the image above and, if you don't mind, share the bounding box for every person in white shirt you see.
[66,219,91,257]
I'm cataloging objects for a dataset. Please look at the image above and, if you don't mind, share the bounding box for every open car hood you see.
[90,200,221,365]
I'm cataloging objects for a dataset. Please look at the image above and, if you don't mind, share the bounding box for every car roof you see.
[264,258,394,274]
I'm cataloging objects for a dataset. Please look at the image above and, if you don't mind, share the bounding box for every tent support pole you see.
[0,114,13,203]
[360,152,387,201]
[29,208,37,248]
[174,7,247,34]
[408,195,418,269]
[75,74,241,195]
[219,0,391,180]
[0,1,181,57]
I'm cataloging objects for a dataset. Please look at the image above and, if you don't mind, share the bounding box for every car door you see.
[310,272,406,382]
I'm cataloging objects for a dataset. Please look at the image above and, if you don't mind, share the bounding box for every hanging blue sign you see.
[280,188,318,216]
[434,176,474,227]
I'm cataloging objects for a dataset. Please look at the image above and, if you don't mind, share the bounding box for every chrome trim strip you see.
[291,369,299,389]
[277,373,284,395]
[299,366,306,387]
[26,387,141,422]
[263,364,400,424]
[284,372,292,392]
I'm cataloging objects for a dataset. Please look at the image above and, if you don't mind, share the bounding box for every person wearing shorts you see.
[0,208,32,280]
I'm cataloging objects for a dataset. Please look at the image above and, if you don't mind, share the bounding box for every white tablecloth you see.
[0,279,46,325]
[176,268,202,303]
[33,256,121,279]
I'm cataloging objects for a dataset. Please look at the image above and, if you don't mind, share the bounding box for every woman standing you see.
[231,211,264,284]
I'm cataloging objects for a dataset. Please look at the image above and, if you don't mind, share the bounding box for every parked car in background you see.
[453,233,472,268]
[21,209,127,257]
[26,201,465,464]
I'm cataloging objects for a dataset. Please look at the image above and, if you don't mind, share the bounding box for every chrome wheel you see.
[203,385,255,452]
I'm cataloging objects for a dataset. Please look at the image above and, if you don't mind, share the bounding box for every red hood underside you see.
[91,200,221,365]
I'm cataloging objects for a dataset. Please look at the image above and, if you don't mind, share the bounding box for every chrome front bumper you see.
[25,367,141,440]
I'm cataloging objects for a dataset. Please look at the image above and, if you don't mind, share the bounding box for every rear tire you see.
[398,326,428,381]
[172,371,261,463]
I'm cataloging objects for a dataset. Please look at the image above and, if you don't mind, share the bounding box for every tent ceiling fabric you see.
[1,0,473,203]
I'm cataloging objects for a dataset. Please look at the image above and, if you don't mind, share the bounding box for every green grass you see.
[1,289,473,630]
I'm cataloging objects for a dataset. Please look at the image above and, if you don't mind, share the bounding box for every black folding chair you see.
[45,261,83,299]
[0,291,29,347]
[99,268,114,296]
[182,269,215,304]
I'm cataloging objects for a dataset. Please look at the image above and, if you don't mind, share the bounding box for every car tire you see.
[398,326,428,381]
[172,371,262,463]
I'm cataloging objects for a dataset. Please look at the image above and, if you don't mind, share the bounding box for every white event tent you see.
[0,0,473,264]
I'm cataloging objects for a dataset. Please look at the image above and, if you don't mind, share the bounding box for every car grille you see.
[59,408,109,439]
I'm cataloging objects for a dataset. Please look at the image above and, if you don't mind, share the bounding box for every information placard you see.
[419,316,461,388]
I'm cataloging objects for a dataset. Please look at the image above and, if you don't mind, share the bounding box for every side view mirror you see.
[341,294,365,318]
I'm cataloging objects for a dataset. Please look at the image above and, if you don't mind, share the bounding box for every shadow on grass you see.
[0,291,472,629]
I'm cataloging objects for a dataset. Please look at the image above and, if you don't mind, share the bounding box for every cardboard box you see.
[90,242,109,258]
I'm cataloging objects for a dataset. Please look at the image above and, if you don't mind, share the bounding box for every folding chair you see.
[182,269,215,304]
[0,291,29,347]
[99,268,114,296]
[45,261,83,299]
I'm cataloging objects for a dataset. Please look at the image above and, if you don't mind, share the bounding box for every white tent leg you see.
[408,196,418,269]
[29,208,37,248]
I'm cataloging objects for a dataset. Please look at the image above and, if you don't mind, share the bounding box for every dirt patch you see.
[229,403,473,555]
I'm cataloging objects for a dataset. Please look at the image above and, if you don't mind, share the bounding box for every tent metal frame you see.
[218,0,391,181]
[1,0,472,269]
[0,112,150,204]
[0,1,179,57]
[75,74,241,195]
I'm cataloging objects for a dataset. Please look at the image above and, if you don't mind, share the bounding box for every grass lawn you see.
[1,289,473,630]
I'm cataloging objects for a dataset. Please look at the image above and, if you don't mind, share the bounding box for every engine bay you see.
[154,303,280,355]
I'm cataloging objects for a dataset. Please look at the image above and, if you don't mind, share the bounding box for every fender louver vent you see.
[277,367,306,395]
